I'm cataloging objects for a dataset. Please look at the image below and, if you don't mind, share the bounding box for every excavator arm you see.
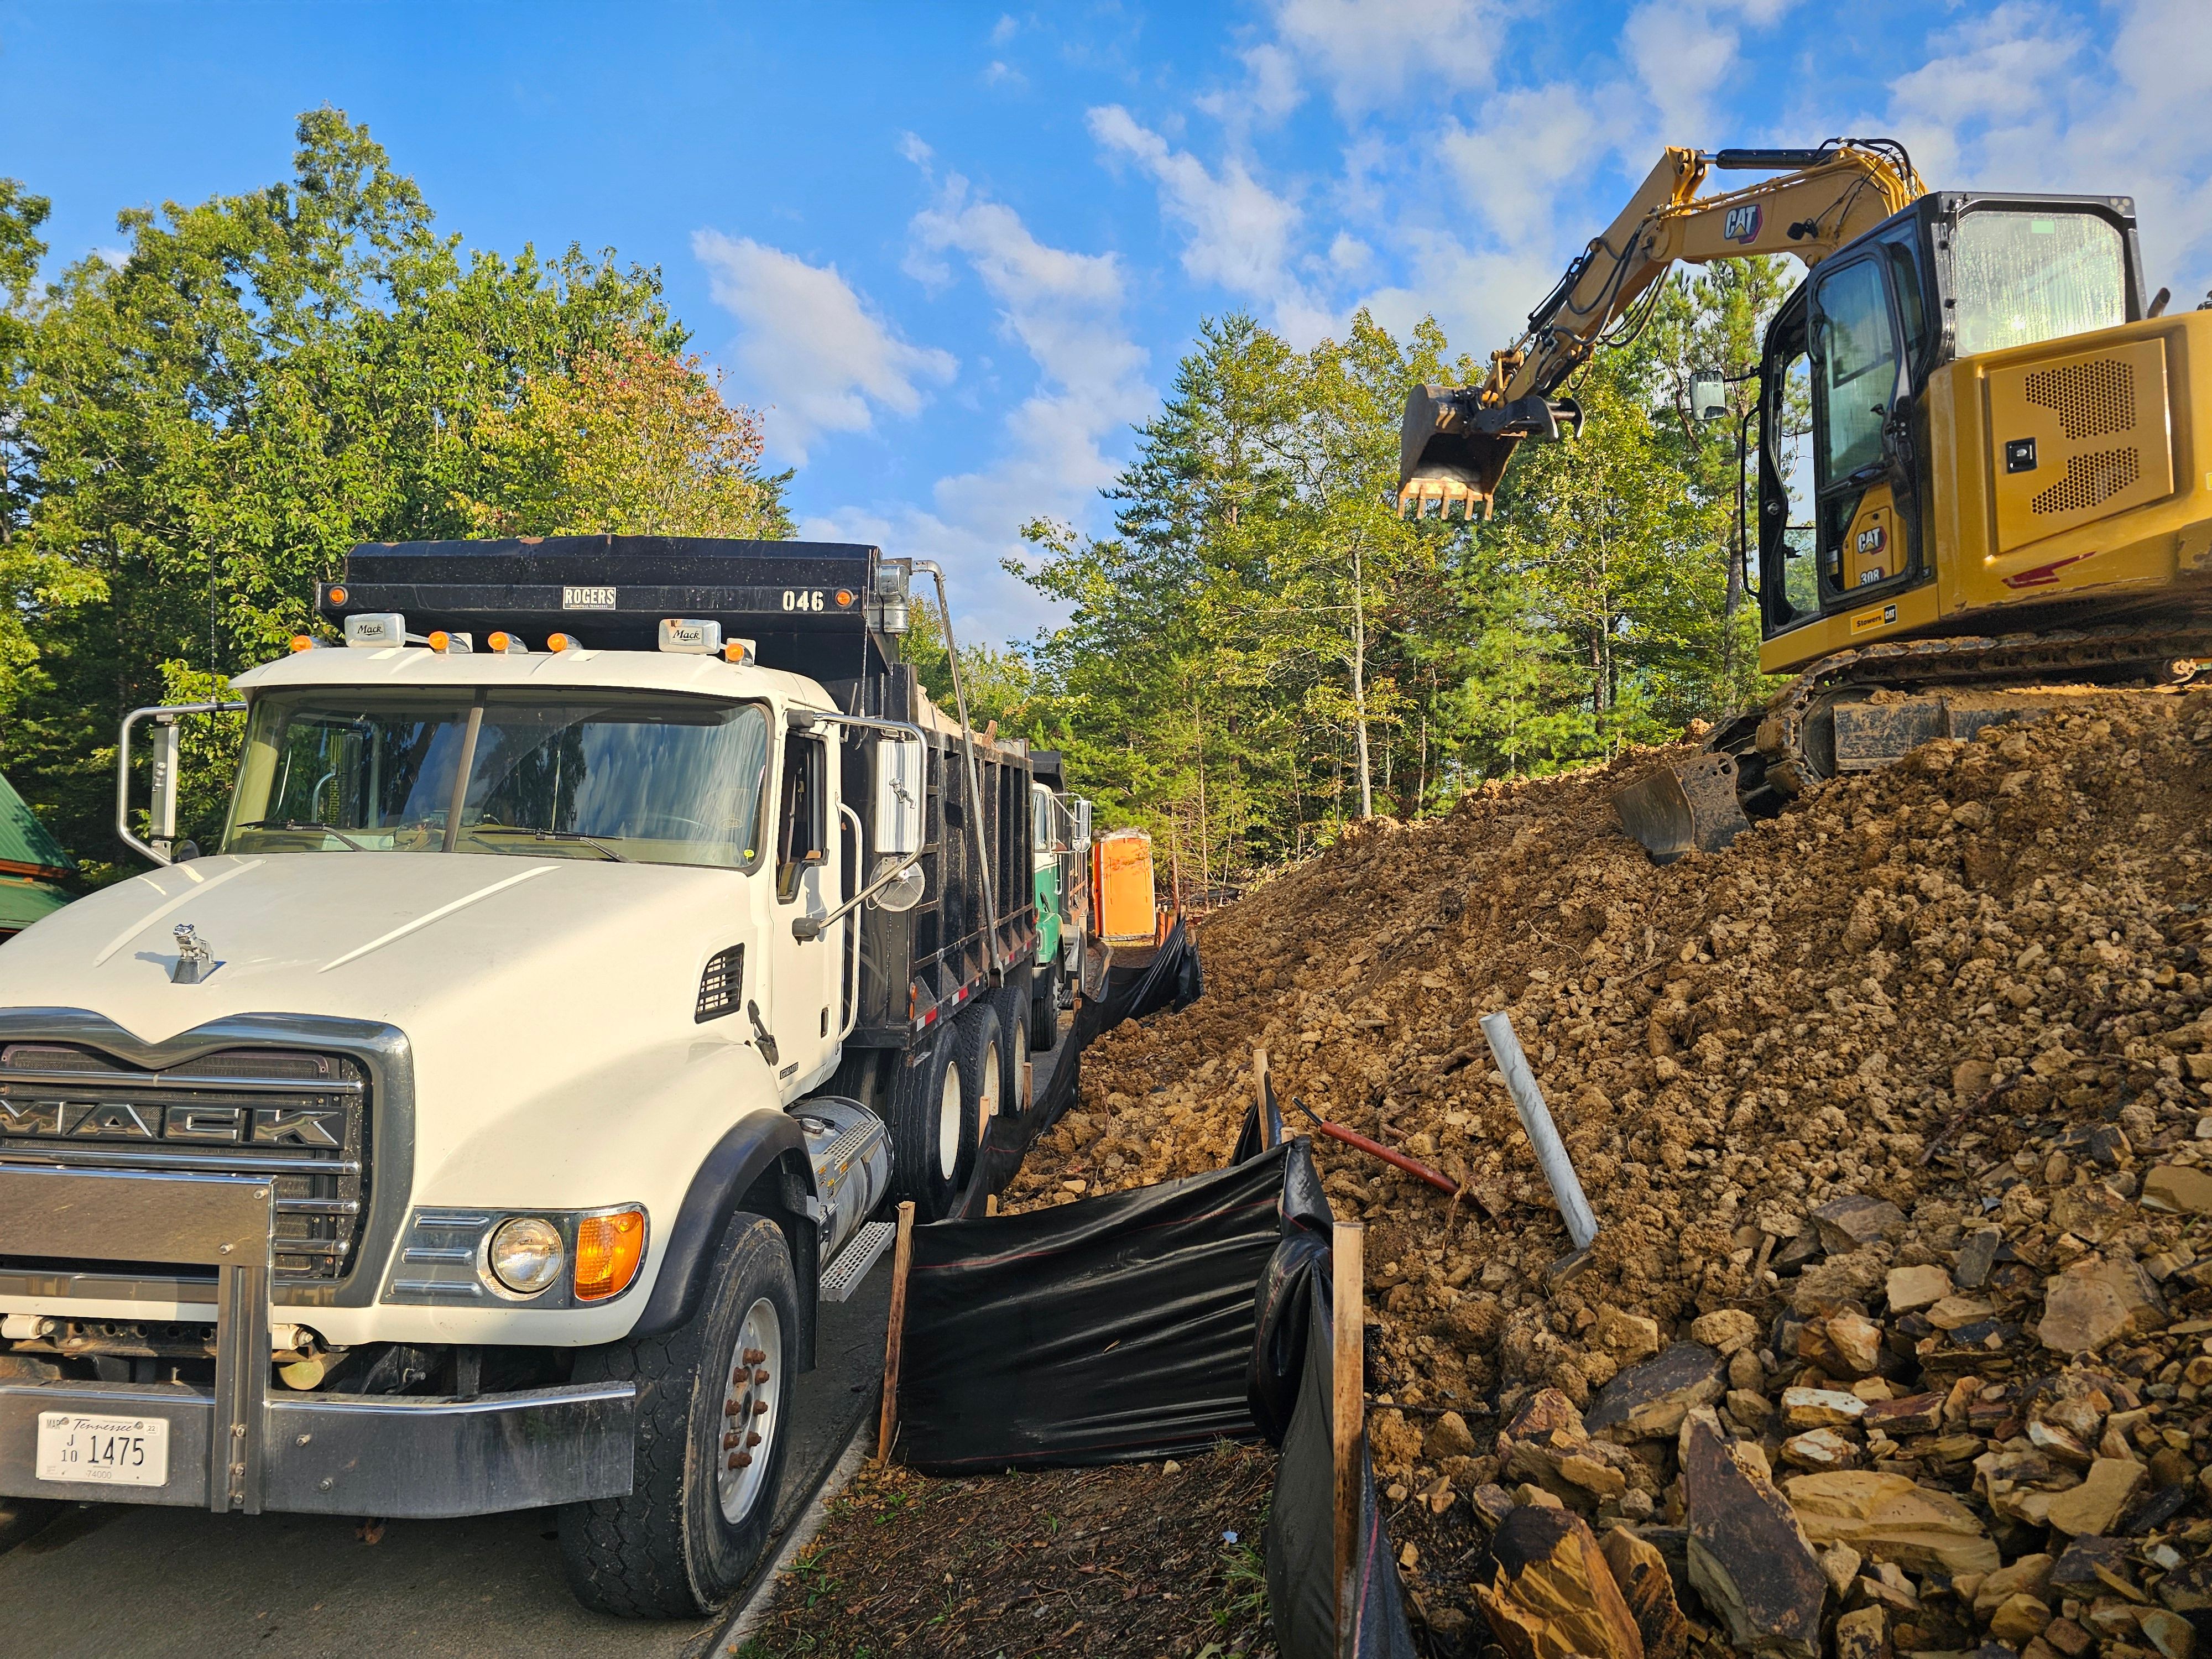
[1399,139,1924,518]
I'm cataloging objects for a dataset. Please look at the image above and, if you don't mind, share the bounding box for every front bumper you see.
[0,1376,635,1517]
[0,1162,635,1517]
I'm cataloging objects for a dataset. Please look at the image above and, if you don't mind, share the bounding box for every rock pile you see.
[1008,690,2212,1656]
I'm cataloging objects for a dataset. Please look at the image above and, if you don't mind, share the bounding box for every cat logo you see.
[1855,524,1887,556]
[1850,602,1901,634]
[1724,203,1764,244]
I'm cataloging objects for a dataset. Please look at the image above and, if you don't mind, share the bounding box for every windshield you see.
[225,690,772,868]
[1953,210,2127,357]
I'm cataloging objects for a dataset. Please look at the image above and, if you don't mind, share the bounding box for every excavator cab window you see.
[1812,258,1903,484]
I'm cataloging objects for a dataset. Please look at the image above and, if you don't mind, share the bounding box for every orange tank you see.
[1092,829,1156,943]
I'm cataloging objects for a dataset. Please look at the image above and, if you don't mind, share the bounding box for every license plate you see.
[36,1411,169,1487]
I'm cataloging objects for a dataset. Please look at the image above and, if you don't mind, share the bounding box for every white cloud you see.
[1865,0,2212,298]
[1088,103,1333,341]
[691,232,957,465]
[1197,43,1306,131]
[800,175,1157,648]
[1269,0,1507,112]
[1621,0,1801,154]
[1437,83,1624,251]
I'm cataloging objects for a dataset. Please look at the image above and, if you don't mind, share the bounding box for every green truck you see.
[1026,750,1092,1052]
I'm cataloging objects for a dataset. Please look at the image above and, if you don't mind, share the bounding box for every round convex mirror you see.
[872,859,926,912]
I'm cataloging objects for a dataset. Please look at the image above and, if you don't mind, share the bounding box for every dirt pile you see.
[1009,688,2212,1656]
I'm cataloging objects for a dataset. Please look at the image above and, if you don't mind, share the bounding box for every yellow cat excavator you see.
[1399,139,2212,859]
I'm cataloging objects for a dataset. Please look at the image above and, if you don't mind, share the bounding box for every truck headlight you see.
[483,1217,565,1297]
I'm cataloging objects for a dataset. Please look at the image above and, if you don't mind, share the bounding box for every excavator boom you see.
[1399,139,1923,518]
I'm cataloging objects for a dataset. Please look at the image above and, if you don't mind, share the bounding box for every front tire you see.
[558,1211,800,1618]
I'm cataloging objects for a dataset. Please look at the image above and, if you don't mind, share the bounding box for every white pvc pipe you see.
[1479,1011,1599,1251]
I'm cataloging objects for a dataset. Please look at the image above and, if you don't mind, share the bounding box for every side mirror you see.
[1689,372,1728,422]
[1072,798,1093,847]
[118,700,246,866]
[874,735,922,857]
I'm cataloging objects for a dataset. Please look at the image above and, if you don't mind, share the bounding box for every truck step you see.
[820,1219,896,1303]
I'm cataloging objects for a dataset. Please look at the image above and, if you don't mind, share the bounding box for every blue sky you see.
[3,1,2206,646]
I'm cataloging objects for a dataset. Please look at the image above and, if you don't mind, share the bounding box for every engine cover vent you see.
[2024,357,2135,440]
[696,945,744,1022]
[1987,336,2172,556]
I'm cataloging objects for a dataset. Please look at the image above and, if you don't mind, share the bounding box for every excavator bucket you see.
[1397,385,1519,519]
[1611,751,1752,863]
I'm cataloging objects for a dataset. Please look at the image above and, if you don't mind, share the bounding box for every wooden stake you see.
[1333,1219,1365,1658]
[1252,1047,1274,1149]
[1023,1059,1034,1115]
[873,1200,917,1469]
[984,1193,999,1217]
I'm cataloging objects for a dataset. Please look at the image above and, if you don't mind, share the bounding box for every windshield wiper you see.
[236,818,367,851]
[464,825,629,862]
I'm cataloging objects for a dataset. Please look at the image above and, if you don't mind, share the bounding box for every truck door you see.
[768,724,841,1095]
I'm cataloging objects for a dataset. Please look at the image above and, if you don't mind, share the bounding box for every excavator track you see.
[1614,622,2212,862]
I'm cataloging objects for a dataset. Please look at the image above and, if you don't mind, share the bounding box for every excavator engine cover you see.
[1611,751,1751,864]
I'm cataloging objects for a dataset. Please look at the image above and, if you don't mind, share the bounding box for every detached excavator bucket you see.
[1397,385,1519,519]
[1611,751,1752,864]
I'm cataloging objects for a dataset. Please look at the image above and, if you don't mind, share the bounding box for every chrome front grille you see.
[0,1043,368,1284]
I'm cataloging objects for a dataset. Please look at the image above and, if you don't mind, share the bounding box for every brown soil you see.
[735,1445,1276,1659]
[1008,687,2212,1652]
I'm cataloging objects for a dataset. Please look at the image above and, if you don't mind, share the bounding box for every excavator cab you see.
[1751,192,2148,672]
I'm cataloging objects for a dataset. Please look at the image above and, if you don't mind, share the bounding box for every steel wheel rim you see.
[936,1060,962,1180]
[717,1297,782,1525]
[1012,1022,1029,1110]
[978,1039,1002,1141]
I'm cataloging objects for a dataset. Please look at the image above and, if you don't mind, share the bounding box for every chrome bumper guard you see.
[0,1166,635,1516]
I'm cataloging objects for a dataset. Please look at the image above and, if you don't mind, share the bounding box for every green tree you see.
[457,329,792,539]
[7,109,790,876]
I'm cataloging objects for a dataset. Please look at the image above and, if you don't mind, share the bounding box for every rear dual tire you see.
[888,1027,973,1222]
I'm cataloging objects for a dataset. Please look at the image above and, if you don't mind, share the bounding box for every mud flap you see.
[1612,751,1751,864]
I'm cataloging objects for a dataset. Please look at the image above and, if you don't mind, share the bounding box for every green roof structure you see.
[0,769,76,880]
[0,874,71,934]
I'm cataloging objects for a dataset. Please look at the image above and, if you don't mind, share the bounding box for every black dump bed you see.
[322,535,890,676]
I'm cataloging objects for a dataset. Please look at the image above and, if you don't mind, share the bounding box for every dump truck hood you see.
[0,852,753,1045]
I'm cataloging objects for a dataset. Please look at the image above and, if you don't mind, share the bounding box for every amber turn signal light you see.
[289,635,315,653]
[572,1207,646,1302]
[547,632,574,652]
[427,630,450,652]
[327,585,348,605]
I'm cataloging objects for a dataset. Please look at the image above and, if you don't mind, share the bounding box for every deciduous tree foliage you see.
[933,270,1789,893]
[1,110,788,875]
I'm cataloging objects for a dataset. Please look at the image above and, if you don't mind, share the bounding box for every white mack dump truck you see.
[0,536,1048,1615]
